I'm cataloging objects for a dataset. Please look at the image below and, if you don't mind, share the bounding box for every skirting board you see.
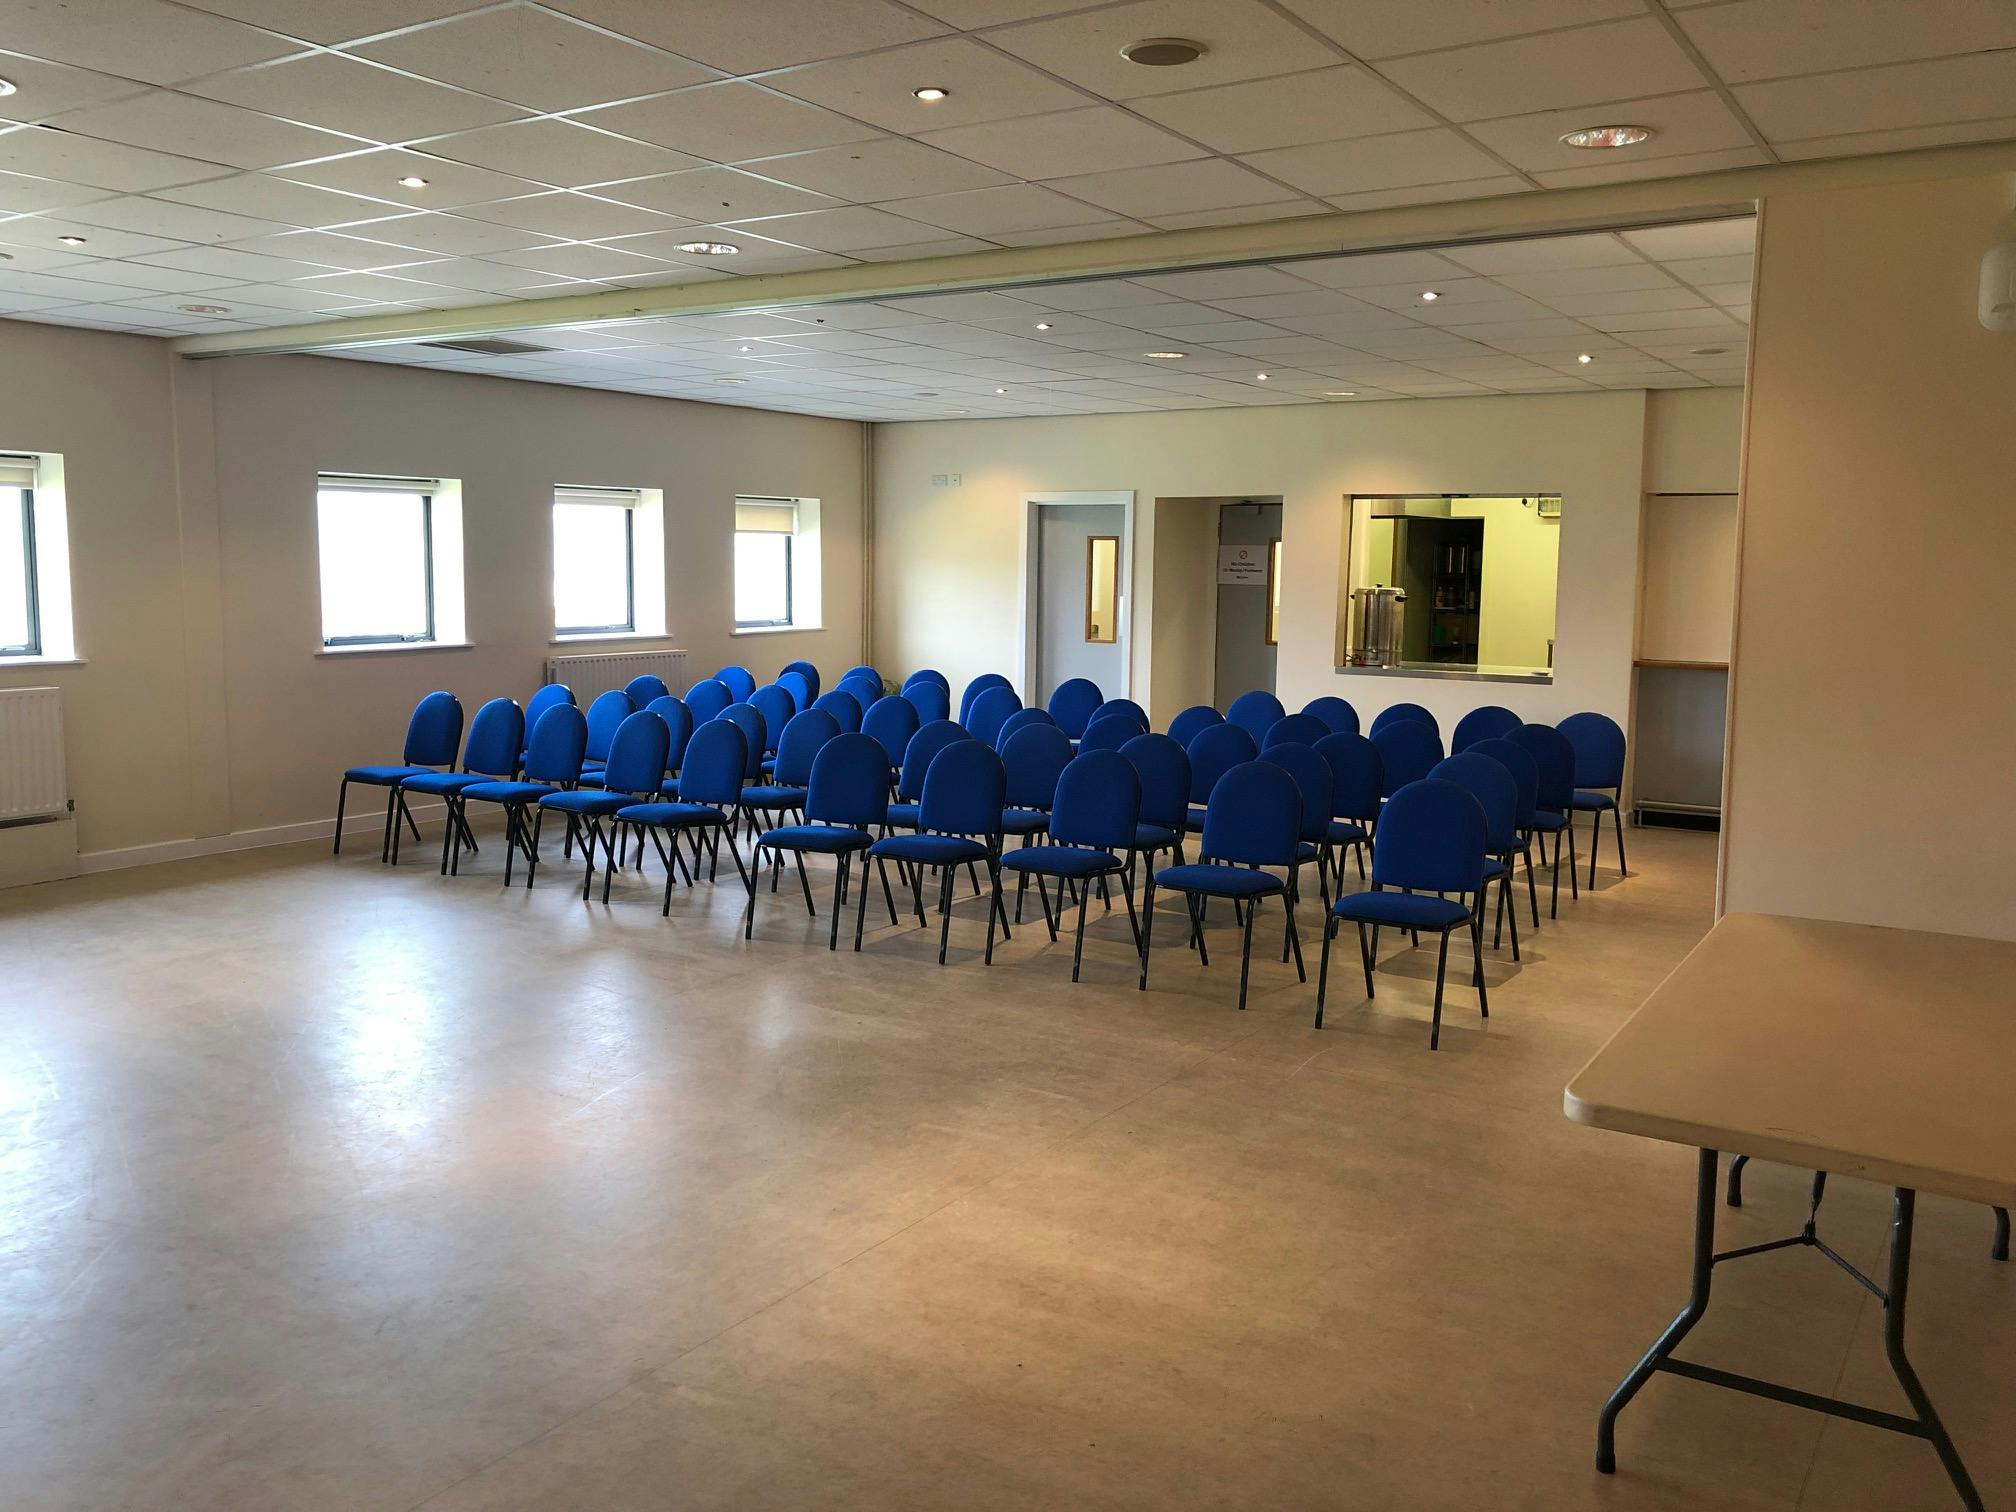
[75,799,456,877]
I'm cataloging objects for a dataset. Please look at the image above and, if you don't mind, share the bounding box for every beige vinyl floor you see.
[1,820,2009,1511]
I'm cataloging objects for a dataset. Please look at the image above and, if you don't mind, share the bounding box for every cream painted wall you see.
[1146,498,1219,727]
[0,323,867,864]
[1449,497,1560,670]
[1722,171,2016,939]
[1639,496,1737,664]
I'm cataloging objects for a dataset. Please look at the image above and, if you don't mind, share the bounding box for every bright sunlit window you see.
[0,452,74,661]
[0,481,36,656]
[553,489,635,635]
[734,496,820,631]
[316,475,465,649]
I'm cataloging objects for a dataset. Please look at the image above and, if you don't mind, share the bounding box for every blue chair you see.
[1259,741,1334,926]
[902,679,950,726]
[1507,723,1580,917]
[717,702,767,783]
[862,693,920,776]
[1143,760,1304,1011]
[999,724,1074,918]
[539,711,671,902]
[1263,713,1328,749]
[685,677,732,724]
[1317,778,1489,1049]
[524,682,574,733]
[714,665,756,702]
[1184,722,1258,832]
[1452,705,1520,753]
[1559,711,1628,885]
[902,668,949,694]
[742,708,840,826]
[396,696,522,873]
[780,659,821,702]
[1370,719,1443,799]
[1226,689,1286,744]
[615,718,750,913]
[645,695,693,785]
[863,740,1008,962]
[578,689,635,782]
[1078,713,1143,754]
[1369,702,1438,738]
[777,669,814,713]
[1120,731,1190,876]
[959,673,1011,726]
[1430,752,1523,960]
[1089,698,1147,731]
[887,719,969,835]
[334,690,463,861]
[1301,696,1359,736]
[812,689,862,732]
[1313,732,1382,883]
[836,672,883,710]
[750,683,797,756]
[1471,736,1541,931]
[1168,704,1224,749]
[455,702,585,887]
[994,705,1056,752]
[749,732,894,950]
[623,673,669,705]
[999,750,1142,980]
[841,664,881,687]
[1046,677,1103,740]
[967,684,1022,749]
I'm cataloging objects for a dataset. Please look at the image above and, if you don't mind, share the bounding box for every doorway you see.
[1027,493,1132,707]
[1213,499,1282,710]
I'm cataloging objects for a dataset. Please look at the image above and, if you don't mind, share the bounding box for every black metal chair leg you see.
[984,861,1003,965]
[1472,905,1488,1018]
[793,850,815,916]
[1428,927,1451,1049]
[937,865,955,964]
[1358,920,1375,999]
[1613,798,1627,878]
[1314,914,1333,1027]
[1566,819,1580,900]
[1503,873,1520,962]
[1138,878,1155,990]
[333,780,349,853]
[526,807,546,889]
[1992,1207,2010,1263]
[1070,879,1091,982]
[828,853,848,951]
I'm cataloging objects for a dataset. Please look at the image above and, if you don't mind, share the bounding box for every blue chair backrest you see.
[1225,689,1286,744]
[780,659,820,701]
[1258,741,1331,844]
[677,719,746,806]
[898,719,968,801]
[1090,698,1147,730]
[777,669,814,710]
[812,689,862,732]
[1119,732,1190,831]
[1370,702,1439,739]
[773,708,840,786]
[1263,713,1328,749]
[462,697,524,779]
[403,690,464,766]
[902,680,950,725]
[623,673,669,705]
[959,673,1011,726]
[1559,711,1627,788]
[1199,760,1301,868]
[862,693,920,769]
[1001,724,1074,810]
[1046,677,1103,739]
[1186,722,1258,805]
[1431,752,1518,856]
[1050,749,1140,851]
[602,711,672,797]
[584,689,634,763]
[919,739,1005,838]
[1314,732,1383,823]
[806,732,891,829]
[1452,705,1520,753]
[836,673,882,710]
[714,665,756,702]
[841,664,881,687]
[750,684,796,753]
[1168,704,1224,749]
[1470,736,1538,831]
[524,703,588,785]
[1301,695,1359,736]
[717,703,766,778]
[994,706,1056,751]
[1370,720,1444,798]
[967,684,1022,748]
[1373,779,1489,896]
[1508,723,1577,812]
[524,682,575,732]
[685,678,732,723]
[903,668,949,694]
[1078,715,1141,754]
[646,695,693,774]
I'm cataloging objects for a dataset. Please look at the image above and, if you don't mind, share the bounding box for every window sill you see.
[317,641,474,658]
[731,623,824,638]
[550,631,673,646]
[0,655,86,668]
[1335,663,1552,686]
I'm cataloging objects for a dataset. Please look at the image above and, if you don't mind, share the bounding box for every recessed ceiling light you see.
[714,378,747,385]
[1577,352,1594,364]
[1120,37,1206,66]
[1323,390,1358,397]
[1419,289,1440,302]
[1560,124,1653,150]
[1255,372,1270,381]
[179,303,231,314]
[1689,346,1730,357]
[1143,350,1186,359]
[676,240,740,256]
[912,86,949,102]
[397,175,429,188]
[0,252,12,261]
[738,344,752,352]
[57,235,88,246]
[994,387,1007,394]
[0,78,16,97]
[1034,321,1052,330]
[944,408,969,414]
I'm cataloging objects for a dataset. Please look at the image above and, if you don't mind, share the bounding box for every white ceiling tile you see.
[353,6,714,113]
[576,82,883,162]
[1013,281,1174,312]
[1528,145,1768,188]
[1734,52,2016,140]
[886,290,1049,320]
[1375,19,1710,123]
[917,107,1207,179]
[0,54,152,120]
[1276,0,1640,59]
[1618,219,1756,260]
[1321,175,1531,212]
[1135,265,1312,300]
[1499,262,1684,297]
[1659,254,1755,286]
[186,54,528,140]
[1538,286,1708,317]
[43,90,369,173]
[322,211,563,256]
[988,219,1149,247]
[987,0,1335,100]
[590,166,834,221]
[175,0,492,46]
[540,0,950,73]
[851,233,996,260]
[1348,276,1516,310]
[132,243,336,281]
[186,279,383,310]
[762,37,1085,133]
[0,265,176,302]
[1126,66,1436,154]
[290,268,469,301]
[1146,199,1329,230]
[1287,249,1467,288]
[1040,158,1289,219]
[1772,116,2016,160]
[0,170,117,214]
[486,241,675,279]
[598,226,852,272]
[438,190,682,239]
[3,0,300,86]
[57,193,291,243]
[1581,306,1744,333]
[421,119,703,188]
[1202,287,1382,319]
[280,148,547,208]
[157,173,400,226]
[1440,232,1636,275]
[877,183,1114,237]
[1240,128,1507,197]
[0,126,231,192]
[720,204,952,253]
[0,215,188,259]
[748,139,1012,201]
[1464,90,1755,173]
[0,243,98,274]
[219,228,443,270]
[1677,0,2016,85]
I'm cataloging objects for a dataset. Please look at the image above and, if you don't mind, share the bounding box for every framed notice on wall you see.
[1217,544,1268,585]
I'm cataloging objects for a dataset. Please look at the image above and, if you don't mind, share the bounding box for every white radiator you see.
[0,686,68,822]
[544,649,689,702]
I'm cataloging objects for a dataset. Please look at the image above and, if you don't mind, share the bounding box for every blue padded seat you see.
[999,844,1122,880]
[399,770,487,797]
[1151,863,1283,900]
[344,761,429,784]
[616,800,727,829]
[460,779,557,806]
[1570,789,1612,811]
[1327,890,1472,930]
[871,831,987,866]
[742,783,808,810]
[1002,807,1048,836]
[537,787,630,818]
[754,822,870,854]
[1327,819,1369,847]
[886,801,920,829]
[1135,821,1178,850]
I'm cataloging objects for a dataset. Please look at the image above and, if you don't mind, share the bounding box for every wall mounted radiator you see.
[0,686,68,823]
[544,648,690,702]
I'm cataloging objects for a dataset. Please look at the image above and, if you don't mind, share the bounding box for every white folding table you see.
[1565,912,2016,1511]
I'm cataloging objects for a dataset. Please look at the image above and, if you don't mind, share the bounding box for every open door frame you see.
[1018,490,1135,704]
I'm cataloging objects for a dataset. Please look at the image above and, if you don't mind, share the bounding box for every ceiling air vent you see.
[422,337,550,357]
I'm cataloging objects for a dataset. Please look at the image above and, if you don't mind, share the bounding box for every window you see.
[316,474,465,649]
[553,487,636,635]
[1084,534,1119,643]
[1264,538,1282,647]
[0,452,74,662]
[734,496,820,632]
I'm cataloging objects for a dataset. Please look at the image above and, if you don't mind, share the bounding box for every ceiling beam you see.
[168,139,2016,360]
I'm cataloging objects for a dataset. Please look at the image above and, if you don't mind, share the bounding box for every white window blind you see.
[0,456,39,489]
[734,499,798,533]
[556,484,643,507]
[320,473,443,494]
